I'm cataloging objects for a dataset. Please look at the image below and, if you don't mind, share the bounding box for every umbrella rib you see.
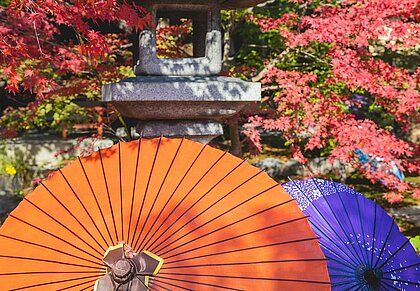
[149,280,172,291]
[151,159,247,254]
[164,216,316,260]
[319,180,368,266]
[136,138,184,251]
[332,183,370,266]
[0,271,101,275]
[379,280,400,291]
[308,222,359,269]
[354,188,370,264]
[131,136,163,248]
[140,143,207,252]
[39,182,106,256]
[98,147,119,244]
[127,137,142,245]
[159,186,286,257]
[153,276,244,290]
[62,278,97,291]
[151,152,235,252]
[370,201,378,266]
[331,278,359,288]
[0,234,102,266]
[327,265,357,275]
[382,277,419,286]
[377,238,411,269]
[7,214,102,261]
[57,168,108,251]
[308,179,365,266]
[157,273,330,285]
[289,180,361,268]
[382,261,420,274]
[146,150,228,252]
[373,219,395,268]
[20,197,103,256]
[8,274,101,291]
[166,237,318,264]
[0,254,103,270]
[119,143,124,243]
[161,258,326,270]
[78,157,114,247]
[319,253,357,274]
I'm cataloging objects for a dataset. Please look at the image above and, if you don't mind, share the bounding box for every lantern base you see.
[136,120,223,144]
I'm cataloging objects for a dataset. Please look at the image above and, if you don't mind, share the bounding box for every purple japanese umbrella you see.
[283,178,420,290]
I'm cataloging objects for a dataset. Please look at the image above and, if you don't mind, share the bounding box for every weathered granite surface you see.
[136,120,223,144]
[102,76,261,120]
[135,1,222,76]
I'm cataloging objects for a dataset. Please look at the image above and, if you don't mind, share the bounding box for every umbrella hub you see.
[95,243,164,291]
[111,259,134,284]
[356,264,383,288]
[363,269,382,286]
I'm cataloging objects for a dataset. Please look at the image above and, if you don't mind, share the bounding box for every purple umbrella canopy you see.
[283,178,420,290]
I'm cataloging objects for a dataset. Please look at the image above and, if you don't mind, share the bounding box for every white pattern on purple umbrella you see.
[283,178,420,290]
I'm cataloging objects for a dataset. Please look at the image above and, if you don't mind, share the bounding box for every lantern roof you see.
[220,0,267,9]
[143,0,267,9]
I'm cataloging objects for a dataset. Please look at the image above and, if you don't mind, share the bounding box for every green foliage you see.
[0,143,34,195]
[410,236,420,253]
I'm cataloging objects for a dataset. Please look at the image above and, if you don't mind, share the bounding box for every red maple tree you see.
[242,0,420,201]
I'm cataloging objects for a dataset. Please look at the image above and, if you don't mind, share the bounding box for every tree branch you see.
[250,47,291,82]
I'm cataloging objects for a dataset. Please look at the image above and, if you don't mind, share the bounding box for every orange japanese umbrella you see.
[0,137,329,290]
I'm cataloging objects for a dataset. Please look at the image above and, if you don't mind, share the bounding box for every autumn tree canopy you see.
[0,0,419,202]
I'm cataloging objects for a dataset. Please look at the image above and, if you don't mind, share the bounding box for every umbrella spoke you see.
[127,137,142,245]
[0,254,103,270]
[164,216,309,261]
[8,214,102,261]
[373,220,395,268]
[382,261,420,274]
[0,233,102,267]
[377,238,411,269]
[381,277,419,285]
[330,181,367,266]
[309,222,360,269]
[155,163,261,254]
[9,274,101,290]
[131,137,162,249]
[78,157,114,247]
[136,138,184,251]
[40,182,105,255]
[146,150,228,252]
[353,189,370,264]
[149,156,244,253]
[118,143,124,243]
[66,278,97,291]
[0,270,101,275]
[154,275,245,290]
[161,188,286,258]
[378,280,400,291]
[161,258,326,270]
[157,273,330,285]
[22,197,103,257]
[149,279,172,291]
[320,241,360,269]
[166,237,319,264]
[98,147,119,243]
[370,201,378,266]
[58,168,109,251]
[290,179,364,266]
[140,143,207,251]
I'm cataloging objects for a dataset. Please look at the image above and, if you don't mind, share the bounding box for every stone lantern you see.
[103,0,265,143]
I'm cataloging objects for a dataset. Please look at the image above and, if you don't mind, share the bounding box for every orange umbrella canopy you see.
[0,138,330,290]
